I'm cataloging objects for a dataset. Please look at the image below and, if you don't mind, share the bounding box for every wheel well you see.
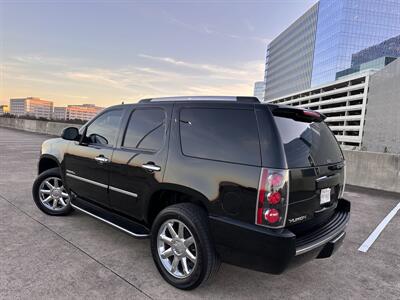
[38,157,59,174]
[147,190,208,226]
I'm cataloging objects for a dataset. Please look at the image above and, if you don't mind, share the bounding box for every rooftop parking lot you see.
[0,127,399,299]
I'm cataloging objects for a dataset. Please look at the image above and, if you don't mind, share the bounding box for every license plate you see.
[320,188,331,204]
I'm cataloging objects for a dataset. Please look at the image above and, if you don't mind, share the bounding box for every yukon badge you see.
[288,215,307,224]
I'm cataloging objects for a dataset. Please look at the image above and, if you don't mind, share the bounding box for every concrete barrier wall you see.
[343,150,400,194]
[1,117,399,193]
[0,117,82,136]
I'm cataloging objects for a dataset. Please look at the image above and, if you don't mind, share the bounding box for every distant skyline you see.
[0,0,317,107]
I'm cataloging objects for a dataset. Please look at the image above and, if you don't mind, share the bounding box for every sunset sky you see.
[0,0,316,107]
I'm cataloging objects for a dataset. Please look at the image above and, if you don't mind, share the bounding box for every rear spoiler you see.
[267,104,326,122]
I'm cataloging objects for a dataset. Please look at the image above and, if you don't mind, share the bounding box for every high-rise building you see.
[9,97,53,119]
[336,35,400,79]
[53,104,103,121]
[53,107,67,120]
[264,3,319,100]
[264,0,400,100]
[253,81,266,101]
[350,35,400,67]
[65,104,104,121]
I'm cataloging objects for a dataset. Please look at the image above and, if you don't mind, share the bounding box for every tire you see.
[150,203,220,290]
[32,167,73,216]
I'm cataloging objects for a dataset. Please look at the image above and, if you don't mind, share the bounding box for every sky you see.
[0,0,317,107]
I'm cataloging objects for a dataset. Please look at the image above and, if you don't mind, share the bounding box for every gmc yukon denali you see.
[32,96,350,290]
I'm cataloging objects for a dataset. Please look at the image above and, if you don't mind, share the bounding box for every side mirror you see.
[61,127,80,141]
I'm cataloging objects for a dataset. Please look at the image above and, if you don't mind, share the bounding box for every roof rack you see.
[139,96,260,104]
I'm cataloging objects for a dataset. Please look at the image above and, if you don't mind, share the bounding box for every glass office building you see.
[334,34,400,79]
[253,81,266,101]
[264,0,400,100]
[264,3,319,100]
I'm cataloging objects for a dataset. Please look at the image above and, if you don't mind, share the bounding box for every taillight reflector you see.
[265,209,280,224]
[267,192,281,205]
[269,174,283,187]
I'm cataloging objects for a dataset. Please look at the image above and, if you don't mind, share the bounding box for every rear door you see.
[163,103,262,224]
[108,104,171,221]
[271,109,345,228]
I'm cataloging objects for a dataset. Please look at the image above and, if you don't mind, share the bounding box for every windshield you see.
[274,116,343,168]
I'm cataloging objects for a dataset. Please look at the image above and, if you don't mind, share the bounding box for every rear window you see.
[179,108,261,166]
[123,108,165,151]
[274,116,343,168]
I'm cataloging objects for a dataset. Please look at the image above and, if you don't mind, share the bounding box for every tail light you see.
[303,110,322,119]
[255,168,289,228]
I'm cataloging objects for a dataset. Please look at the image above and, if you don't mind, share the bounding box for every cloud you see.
[65,71,121,86]
[162,11,271,45]
[11,55,73,67]
[2,53,265,105]
[138,53,259,79]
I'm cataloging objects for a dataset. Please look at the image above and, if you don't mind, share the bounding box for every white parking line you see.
[358,202,400,253]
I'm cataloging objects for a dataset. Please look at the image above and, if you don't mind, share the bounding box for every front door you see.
[64,108,125,207]
[109,105,171,221]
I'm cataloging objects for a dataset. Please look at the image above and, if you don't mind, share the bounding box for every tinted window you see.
[180,108,260,165]
[123,108,165,151]
[274,116,343,168]
[85,109,123,146]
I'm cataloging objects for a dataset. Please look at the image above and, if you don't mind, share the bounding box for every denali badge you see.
[288,215,307,224]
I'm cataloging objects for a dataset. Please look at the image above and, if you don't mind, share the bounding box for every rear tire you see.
[150,203,220,290]
[32,168,73,216]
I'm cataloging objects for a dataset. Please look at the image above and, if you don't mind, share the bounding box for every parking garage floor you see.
[1,127,399,299]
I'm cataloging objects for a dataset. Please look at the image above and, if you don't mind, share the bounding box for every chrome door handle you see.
[142,163,161,172]
[95,155,109,164]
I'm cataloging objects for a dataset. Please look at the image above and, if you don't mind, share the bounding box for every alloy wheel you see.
[157,219,198,279]
[38,177,70,211]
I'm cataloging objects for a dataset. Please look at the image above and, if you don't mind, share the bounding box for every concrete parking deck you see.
[0,127,399,299]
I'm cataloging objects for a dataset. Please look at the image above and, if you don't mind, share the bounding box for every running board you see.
[71,198,150,238]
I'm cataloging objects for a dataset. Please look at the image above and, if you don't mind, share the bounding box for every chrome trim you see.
[149,96,238,102]
[283,170,290,227]
[66,169,76,175]
[295,229,347,256]
[331,231,346,243]
[66,173,107,189]
[340,161,347,198]
[71,203,149,238]
[316,175,328,182]
[109,186,138,198]
[94,156,109,164]
[66,174,138,198]
[142,164,161,172]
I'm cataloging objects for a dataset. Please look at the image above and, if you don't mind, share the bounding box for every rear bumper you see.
[209,198,350,274]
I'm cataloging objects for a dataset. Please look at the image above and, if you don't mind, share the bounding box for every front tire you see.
[150,203,220,290]
[32,167,73,216]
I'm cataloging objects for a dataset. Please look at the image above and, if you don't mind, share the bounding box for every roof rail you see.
[138,96,260,103]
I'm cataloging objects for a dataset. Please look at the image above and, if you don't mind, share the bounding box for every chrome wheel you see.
[38,177,70,211]
[157,219,197,279]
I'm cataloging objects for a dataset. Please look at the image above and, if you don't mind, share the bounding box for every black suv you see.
[32,96,350,290]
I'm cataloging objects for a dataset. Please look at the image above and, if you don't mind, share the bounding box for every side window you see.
[179,108,261,165]
[85,109,123,147]
[123,108,165,151]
